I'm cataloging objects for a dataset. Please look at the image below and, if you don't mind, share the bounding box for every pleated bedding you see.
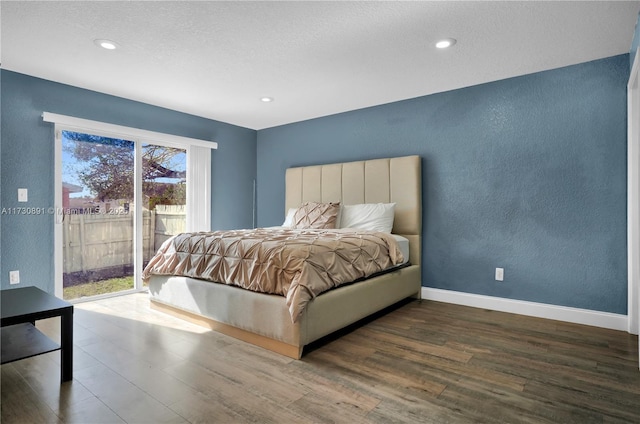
[142,228,403,322]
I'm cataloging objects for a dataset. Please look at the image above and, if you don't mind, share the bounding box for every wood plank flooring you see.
[1,293,638,423]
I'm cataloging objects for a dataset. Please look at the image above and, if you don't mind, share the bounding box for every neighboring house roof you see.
[144,160,186,180]
[62,182,83,193]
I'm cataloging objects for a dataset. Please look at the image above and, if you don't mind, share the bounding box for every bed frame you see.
[149,155,422,359]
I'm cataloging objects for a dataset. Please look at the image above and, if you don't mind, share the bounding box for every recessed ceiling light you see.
[94,39,119,50]
[260,97,274,103]
[435,38,456,49]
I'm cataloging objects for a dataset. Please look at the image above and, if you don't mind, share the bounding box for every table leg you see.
[60,308,73,382]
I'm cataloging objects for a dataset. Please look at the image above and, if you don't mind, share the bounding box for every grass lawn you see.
[64,276,134,300]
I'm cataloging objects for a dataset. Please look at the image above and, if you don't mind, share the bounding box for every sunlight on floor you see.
[75,292,211,334]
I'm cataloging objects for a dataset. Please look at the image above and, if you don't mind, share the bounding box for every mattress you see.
[143,227,405,322]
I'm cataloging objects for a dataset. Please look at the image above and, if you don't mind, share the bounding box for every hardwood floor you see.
[1,292,638,423]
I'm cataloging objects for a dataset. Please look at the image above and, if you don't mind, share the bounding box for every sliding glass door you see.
[59,132,187,300]
[46,111,215,300]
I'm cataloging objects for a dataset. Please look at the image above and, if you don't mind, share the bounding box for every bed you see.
[146,155,422,359]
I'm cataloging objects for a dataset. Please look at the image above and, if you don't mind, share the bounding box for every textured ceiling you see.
[2,1,639,130]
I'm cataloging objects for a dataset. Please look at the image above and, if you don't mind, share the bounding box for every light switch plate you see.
[18,188,28,202]
[9,270,20,285]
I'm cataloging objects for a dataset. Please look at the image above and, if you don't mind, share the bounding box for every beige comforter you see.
[142,228,403,322]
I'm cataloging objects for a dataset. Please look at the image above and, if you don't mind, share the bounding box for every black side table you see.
[1,286,73,382]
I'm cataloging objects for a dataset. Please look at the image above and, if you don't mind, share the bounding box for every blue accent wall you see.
[256,55,629,315]
[0,70,256,293]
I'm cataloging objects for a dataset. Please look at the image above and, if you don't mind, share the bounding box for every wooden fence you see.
[62,205,185,277]
[153,204,186,251]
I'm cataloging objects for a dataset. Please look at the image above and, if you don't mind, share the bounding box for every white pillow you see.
[340,203,396,233]
[282,208,297,227]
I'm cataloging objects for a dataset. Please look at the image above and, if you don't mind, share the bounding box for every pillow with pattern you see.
[292,202,340,229]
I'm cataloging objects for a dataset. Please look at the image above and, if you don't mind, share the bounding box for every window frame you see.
[43,112,216,299]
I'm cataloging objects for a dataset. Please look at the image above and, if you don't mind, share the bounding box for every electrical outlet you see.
[18,188,28,202]
[495,267,504,282]
[9,270,20,285]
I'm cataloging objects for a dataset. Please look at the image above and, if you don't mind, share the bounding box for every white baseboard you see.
[422,287,629,332]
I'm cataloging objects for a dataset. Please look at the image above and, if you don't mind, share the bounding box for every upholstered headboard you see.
[285,155,422,265]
